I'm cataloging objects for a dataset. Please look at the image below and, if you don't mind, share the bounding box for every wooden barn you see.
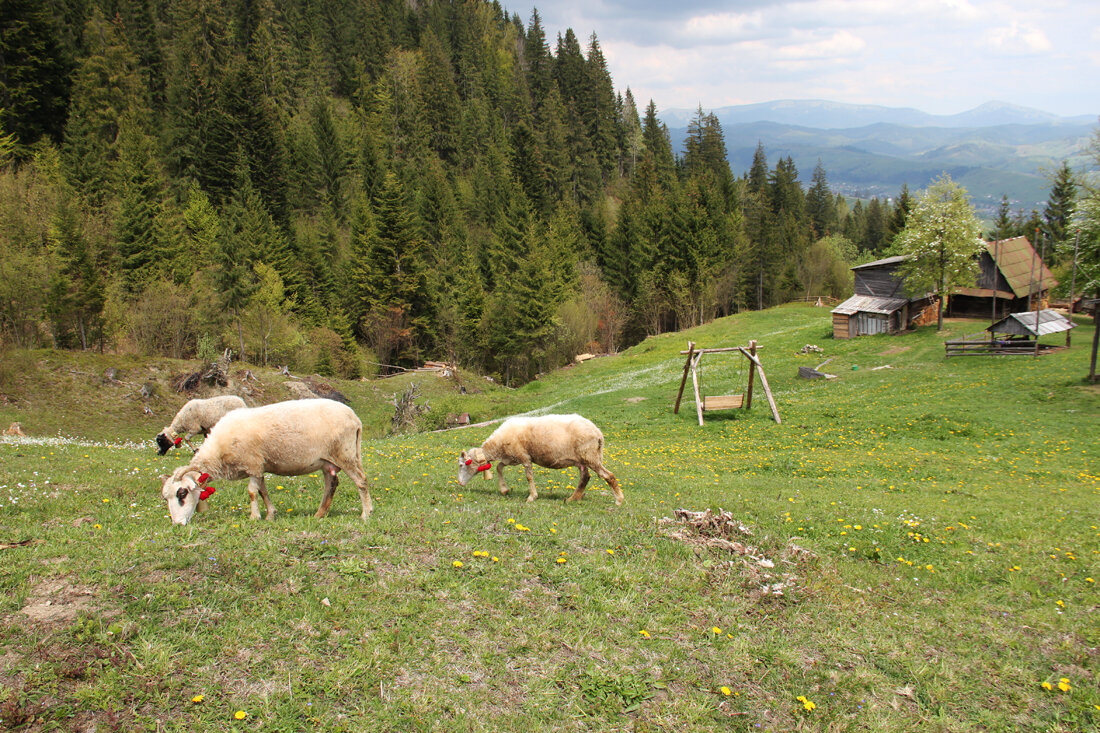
[948,236,1056,319]
[831,255,934,339]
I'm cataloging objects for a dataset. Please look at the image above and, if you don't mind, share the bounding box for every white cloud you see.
[983,21,1053,53]
[774,30,866,60]
[681,11,765,42]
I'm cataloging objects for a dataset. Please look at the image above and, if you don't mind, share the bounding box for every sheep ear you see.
[460,450,468,461]
[158,474,169,482]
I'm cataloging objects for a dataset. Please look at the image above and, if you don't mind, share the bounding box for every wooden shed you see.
[831,255,933,339]
[987,309,1075,338]
[949,236,1056,318]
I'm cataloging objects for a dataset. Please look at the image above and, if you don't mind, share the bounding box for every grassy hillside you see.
[1,305,1098,731]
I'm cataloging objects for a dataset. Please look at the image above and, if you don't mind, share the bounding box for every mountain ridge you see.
[661,100,1097,216]
[660,99,1097,130]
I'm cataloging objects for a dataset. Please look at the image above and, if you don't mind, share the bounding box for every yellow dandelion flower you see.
[234,711,247,720]
[712,626,722,635]
[556,557,566,564]
[606,549,615,555]
[452,561,464,568]
[491,557,499,562]
[1041,681,1053,690]
[720,686,731,696]
[1058,680,1071,692]
[191,694,204,704]
[638,630,650,638]
[1055,600,1065,608]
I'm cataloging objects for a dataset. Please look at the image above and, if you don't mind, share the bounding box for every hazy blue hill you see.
[665,100,1097,216]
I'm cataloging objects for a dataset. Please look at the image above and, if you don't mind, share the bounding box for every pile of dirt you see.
[660,508,814,600]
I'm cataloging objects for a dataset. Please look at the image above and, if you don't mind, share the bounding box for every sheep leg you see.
[496,466,509,496]
[524,463,538,502]
[344,464,373,521]
[247,476,275,520]
[567,465,591,503]
[595,464,624,506]
[316,464,339,518]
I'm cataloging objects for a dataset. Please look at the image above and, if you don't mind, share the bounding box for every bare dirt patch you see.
[18,578,98,624]
[879,345,911,356]
[660,508,815,601]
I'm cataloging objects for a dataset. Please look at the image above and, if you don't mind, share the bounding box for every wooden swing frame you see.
[674,340,781,425]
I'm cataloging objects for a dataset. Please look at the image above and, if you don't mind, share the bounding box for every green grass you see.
[1,304,1098,731]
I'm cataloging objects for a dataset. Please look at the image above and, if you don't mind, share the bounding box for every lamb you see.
[155,395,247,454]
[159,398,372,525]
[457,414,623,505]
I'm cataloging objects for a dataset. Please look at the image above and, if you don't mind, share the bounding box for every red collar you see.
[476,462,492,472]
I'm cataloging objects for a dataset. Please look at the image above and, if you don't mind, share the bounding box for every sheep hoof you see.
[526,495,537,503]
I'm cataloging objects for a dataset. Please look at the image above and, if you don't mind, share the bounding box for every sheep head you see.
[160,467,210,524]
[457,448,491,486]
[155,431,176,455]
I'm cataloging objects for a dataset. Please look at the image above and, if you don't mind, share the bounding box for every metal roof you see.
[851,255,909,271]
[987,309,1075,336]
[984,237,1057,298]
[832,294,910,316]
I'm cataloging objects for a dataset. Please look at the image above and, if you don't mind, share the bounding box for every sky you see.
[533,0,1100,118]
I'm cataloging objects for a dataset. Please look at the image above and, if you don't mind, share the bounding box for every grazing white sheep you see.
[159,399,372,525]
[457,414,623,505]
[155,395,247,454]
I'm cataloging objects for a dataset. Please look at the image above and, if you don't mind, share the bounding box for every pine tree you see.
[0,0,71,152]
[886,184,912,244]
[641,100,675,184]
[1044,161,1076,260]
[989,194,1017,240]
[806,161,836,237]
[62,8,147,209]
[524,9,552,106]
[583,33,618,179]
[114,121,168,294]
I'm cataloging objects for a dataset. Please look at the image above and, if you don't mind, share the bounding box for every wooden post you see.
[744,339,757,410]
[1067,230,1079,348]
[990,239,998,342]
[674,341,695,414]
[1035,233,1045,357]
[691,351,705,426]
[739,348,781,424]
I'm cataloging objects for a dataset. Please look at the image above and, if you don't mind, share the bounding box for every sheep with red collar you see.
[155,395,247,454]
[457,414,623,505]
[159,398,372,525]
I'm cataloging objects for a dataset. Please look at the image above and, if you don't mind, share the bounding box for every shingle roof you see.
[831,295,910,316]
[985,237,1057,298]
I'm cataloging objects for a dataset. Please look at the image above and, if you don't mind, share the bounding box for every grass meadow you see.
[0,304,1097,731]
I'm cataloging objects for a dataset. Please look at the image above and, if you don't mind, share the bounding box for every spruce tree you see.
[1044,161,1076,260]
[0,0,71,152]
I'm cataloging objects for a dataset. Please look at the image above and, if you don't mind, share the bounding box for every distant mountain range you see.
[662,100,1098,217]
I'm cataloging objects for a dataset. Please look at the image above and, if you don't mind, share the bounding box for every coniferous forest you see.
[0,0,1065,383]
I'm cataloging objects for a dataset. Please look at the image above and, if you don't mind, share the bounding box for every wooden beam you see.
[679,345,764,354]
[753,361,781,424]
[744,339,756,410]
[674,341,695,414]
[691,351,704,426]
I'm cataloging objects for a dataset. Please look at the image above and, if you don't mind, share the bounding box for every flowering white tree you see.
[895,174,984,330]
[1069,123,1100,381]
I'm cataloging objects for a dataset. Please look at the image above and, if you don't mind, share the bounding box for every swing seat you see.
[702,394,744,411]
